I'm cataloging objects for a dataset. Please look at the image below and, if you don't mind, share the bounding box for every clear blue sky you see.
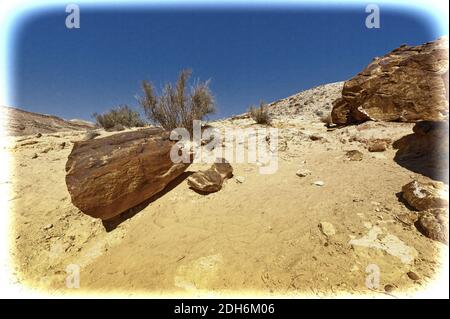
[12,4,442,121]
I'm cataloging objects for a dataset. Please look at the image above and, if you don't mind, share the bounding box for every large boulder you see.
[331,37,449,125]
[65,128,189,220]
[401,180,449,211]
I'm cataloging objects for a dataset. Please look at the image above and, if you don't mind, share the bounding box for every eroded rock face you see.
[187,160,233,193]
[402,180,449,211]
[65,128,190,220]
[331,37,449,125]
[417,209,448,244]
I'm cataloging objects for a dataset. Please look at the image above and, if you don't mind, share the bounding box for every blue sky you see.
[12,4,442,121]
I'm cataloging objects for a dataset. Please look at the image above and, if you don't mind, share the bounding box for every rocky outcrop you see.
[65,128,189,220]
[331,37,449,125]
[401,180,448,211]
[187,160,233,193]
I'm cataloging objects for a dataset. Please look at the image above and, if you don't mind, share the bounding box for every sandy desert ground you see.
[3,81,448,297]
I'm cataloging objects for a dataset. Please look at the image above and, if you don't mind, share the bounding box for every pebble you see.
[407,271,420,281]
[319,221,336,237]
[31,153,38,159]
[313,181,325,187]
[296,169,311,177]
[384,284,395,293]
[43,223,53,231]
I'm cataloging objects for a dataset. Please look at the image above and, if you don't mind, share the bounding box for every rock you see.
[407,271,420,281]
[319,222,336,237]
[59,142,66,149]
[345,150,363,161]
[416,208,448,244]
[331,37,449,125]
[43,224,53,230]
[384,284,395,293]
[235,176,246,184]
[65,128,190,220]
[31,153,38,159]
[35,133,42,138]
[313,181,325,187]
[402,180,448,211]
[296,169,311,177]
[368,140,387,152]
[187,159,233,193]
[41,147,53,154]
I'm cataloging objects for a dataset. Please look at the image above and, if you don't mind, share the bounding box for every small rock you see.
[313,181,325,187]
[345,150,363,161]
[43,224,53,231]
[319,221,336,237]
[296,169,311,177]
[31,153,38,159]
[384,284,395,293]
[41,147,53,154]
[368,140,387,152]
[407,271,420,281]
[235,176,246,184]
[59,142,66,149]
[35,133,42,138]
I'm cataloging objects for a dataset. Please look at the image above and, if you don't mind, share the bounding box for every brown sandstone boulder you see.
[187,160,233,193]
[65,128,190,220]
[401,180,448,211]
[331,37,449,125]
[417,208,448,244]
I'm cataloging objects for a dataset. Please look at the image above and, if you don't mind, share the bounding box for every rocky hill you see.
[0,105,95,136]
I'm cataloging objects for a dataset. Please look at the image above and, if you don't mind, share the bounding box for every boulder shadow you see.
[392,122,449,184]
[102,171,193,232]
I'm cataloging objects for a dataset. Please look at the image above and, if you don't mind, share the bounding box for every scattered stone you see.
[345,150,363,161]
[43,224,53,231]
[402,180,448,211]
[319,222,336,237]
[296,169,311,177]
[407,271,420,281]
[368,140,387,152]
[31,153,38,159]
[20,140,39,147]
[395,213,419,226]
[35,133,42,138]
[41,147,53,154]
[313,181,325,187]
[235,176,245,184]
[384,284,395,293]
[416,208,448,244]
[187,159,233,193]
[59,142,66,149]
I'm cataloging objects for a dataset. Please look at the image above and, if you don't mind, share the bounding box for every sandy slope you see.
[6,83,448,297]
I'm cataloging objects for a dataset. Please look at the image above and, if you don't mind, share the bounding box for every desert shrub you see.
[249,101,271,125]
[92,105,146,130]
[138,69,215,132]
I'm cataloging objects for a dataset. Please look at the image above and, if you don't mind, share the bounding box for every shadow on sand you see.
[101,171,193,232]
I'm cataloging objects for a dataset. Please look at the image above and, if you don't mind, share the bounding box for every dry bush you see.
[138,69,215,132]
[93,105,146,130]
[249,101,271,125]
